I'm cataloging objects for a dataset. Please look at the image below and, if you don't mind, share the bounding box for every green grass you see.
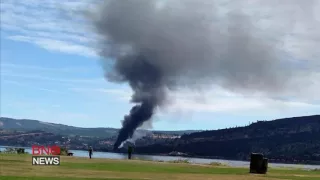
[0,176,139,180]
[0,159,27,163]
[268,168,320,176]
[269,176,320,180]
[1,153,319,180]
[61,161,247,174]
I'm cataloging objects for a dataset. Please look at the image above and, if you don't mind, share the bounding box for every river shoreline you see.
[132,152,320,166]
[1,145,320,166]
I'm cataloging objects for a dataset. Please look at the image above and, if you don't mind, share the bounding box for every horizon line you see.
[1,114,319,131]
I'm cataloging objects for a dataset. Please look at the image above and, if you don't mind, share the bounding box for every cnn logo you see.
[32,145,61,155]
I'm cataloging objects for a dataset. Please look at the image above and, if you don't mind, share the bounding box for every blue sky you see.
[1,0,319,131]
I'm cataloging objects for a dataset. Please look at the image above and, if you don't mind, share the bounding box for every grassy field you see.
[0,154,319,180]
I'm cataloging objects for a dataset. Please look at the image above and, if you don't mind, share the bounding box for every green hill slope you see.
[0,117,196,137]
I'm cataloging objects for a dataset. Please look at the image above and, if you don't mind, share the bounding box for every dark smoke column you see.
[110,55,166,150]
[113,100,155,150]
[89,0,310,150]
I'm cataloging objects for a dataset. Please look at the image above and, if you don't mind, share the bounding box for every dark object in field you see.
[16,148,25,154]
[88,146,93,159]
[67,152,73,156]
[250,153,268,174]
[128,146,133,159]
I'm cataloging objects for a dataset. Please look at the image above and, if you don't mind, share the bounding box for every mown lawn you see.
[0,154,319,180]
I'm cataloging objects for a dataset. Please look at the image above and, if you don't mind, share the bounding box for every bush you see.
[16,148,25,154]
[209,162,226,166]
[59,147,69,156]
[169,159,190,163]
[3,147,16,153]
[0,147,27,154]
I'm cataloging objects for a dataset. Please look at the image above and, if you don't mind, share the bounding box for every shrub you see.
[209,162,226,166]
[16,148,25,154]
[170,159,190,163]
[3,147,16,153]
[0,147,27,154]
[59,147,69,156]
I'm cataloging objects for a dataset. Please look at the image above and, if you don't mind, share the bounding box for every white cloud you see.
[165,88,320,114]
[2,106,92,127]
[224,0,320,62]
[69,87,132,101]
[1,0,319,119]
[2,0,318,62]
[1,80,68,95]
[0,61,107,97]
[7,35,97,57]
[0,62,96,73]
[63,86,320,114]
[1,71,104,84]
[0,0,98,57]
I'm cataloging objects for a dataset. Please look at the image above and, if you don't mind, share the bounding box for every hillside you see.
[181,115,320,140]
[134,115,320,163]
[2,115,320,163]
[0,117,196,138]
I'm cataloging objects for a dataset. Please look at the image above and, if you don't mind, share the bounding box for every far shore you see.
[1,145,320,166]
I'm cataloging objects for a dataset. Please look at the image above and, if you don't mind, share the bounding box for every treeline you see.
[181,115,320,140]
[134,115,320,163]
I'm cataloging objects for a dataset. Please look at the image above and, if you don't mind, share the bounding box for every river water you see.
[1,146,319,170]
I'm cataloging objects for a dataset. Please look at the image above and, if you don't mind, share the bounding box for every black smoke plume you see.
[110,54,166,150]
[89,0,318,150]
